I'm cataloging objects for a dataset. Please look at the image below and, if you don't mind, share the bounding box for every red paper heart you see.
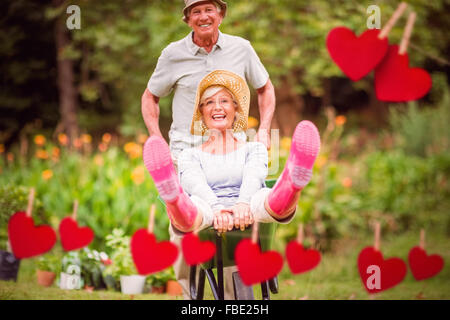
[181,233,216,266]
[358,246,407,293]
[375,45,432,102]
[408,246,444,281]
[285,241,321,274]
[131,229,178,275]
[326,27,388,81]
[235,239,283,286]
[59,217,94,251]
[8,211,57,259]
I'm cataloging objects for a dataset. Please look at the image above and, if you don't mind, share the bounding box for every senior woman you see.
[143,70,321,236]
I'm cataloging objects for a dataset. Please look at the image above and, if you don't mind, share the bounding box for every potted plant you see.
[148,268,175,294]
[104,229,145,295]
[79,248,108,291]
[165,268,183,296]
[36,254,60,287]
[59,251,83,290]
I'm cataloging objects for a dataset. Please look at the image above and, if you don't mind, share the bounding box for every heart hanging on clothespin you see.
[408,229,444,281]
[357,222,407,294]
[181,230,216,266]
[131,204,179,275]
[375,12,432,101]
[8,188,57,259]
[59,200,94,251]
[286,224,321,275]
[326,2,407,81]
[234,222,283,286]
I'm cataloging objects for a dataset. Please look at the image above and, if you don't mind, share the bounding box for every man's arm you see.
[141,88,163,137]
[256,78,276,149]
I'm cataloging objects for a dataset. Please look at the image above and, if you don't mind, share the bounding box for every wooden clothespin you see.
[26,188,35,217]
[251,221,259,244]
[399,12,417,55]
[147,204,156,233]
[419,228,425,250]
[378,2,408,39]
[297,223,304,245]
[72,200,79,221]
[374,221,381,251]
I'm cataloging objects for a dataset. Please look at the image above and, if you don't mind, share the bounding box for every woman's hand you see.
[213,209,234,234]
[231,203,253,231]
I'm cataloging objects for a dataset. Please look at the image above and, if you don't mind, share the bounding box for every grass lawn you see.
[1,230,449,300]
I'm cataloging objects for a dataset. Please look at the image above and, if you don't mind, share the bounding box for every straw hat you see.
[182,0,227,23]
[190,70,250,135]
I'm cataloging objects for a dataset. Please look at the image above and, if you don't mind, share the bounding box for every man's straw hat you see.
[191,70,250,135]
[182,0,227,23]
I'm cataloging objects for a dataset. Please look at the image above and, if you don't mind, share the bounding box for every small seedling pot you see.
[120,275,146,295]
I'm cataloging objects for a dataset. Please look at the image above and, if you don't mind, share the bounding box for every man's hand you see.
[213,209,234,233]
[231,203,254,231]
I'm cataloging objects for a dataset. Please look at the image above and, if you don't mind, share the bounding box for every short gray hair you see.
[186,1,221,20]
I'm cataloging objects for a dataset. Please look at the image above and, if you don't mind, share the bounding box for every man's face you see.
[187,2,223,38]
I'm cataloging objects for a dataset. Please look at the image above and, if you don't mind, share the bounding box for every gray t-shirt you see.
[178,142,268,211]
[147,31,269,159]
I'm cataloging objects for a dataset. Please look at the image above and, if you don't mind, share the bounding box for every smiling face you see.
[200,88,238,132]
[187,1,223,39]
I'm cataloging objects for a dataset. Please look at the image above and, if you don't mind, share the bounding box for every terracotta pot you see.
[151,285,165,294]
[37,270,56,287]
[166,280,183,296]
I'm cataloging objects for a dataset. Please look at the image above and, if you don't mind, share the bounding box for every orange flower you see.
[98,142,108,152]
[73,138,82,149]
[34,135,46,146]
[51,147,60,161]
[42,169,53,180]
[315,154,327,169]
[58,133,68,146]
[131,166,145,185]
[137,133,148,144]
[0,144,4,154]
[81,134,92,144]
[341,177,352,188]
[248,116,259,129]
[281,137,292,151]
[35,149,49,160]
[102,133,112,144]
[94,154,104,166]
[335,115,347,126]
[124,142,142,159]
[7,152,14,162]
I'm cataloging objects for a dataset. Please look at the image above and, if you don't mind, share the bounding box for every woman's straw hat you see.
[190,70,250,136]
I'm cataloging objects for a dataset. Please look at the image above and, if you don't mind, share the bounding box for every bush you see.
[389,89,450,157]
[0,140,170,251]
[355,150,450,233]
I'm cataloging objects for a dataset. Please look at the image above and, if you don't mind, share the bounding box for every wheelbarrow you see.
[188,178,279,300]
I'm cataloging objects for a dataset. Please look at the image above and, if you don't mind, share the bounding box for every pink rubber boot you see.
[267,120,321,217]
[143,136,198,232]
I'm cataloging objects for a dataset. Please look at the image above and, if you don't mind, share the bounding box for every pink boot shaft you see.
[268,121,321,216]
[143,136,198,231]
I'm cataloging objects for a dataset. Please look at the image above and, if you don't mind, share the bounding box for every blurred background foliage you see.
[0,0,449,252]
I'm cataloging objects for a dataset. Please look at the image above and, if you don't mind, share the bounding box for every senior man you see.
[141,0,276,300]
